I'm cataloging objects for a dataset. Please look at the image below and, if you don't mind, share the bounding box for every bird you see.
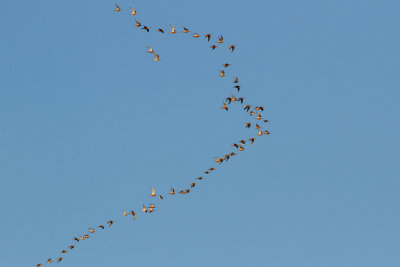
[223,63,231,68]
[264,130,270,135]
[107,220,114,227]
[234,85,241,92]
[151,187,156,197]
[225,96,232,104]
[169,187,175,195]
[149,207,155,213]
[257,130,263,136]
[249,138,255,145]
[224,154,231,161]
[68,245,75,250]
[190,182,196,188]
[231,94,237,102]
[229,45,236,52]
[238,97,244,104]
[211,45,218,50]
[264,120,269,123]
[204,33,211,41]
[123,210,127,216]
[196,176,204,180]
[170,24,177,34]
[249,111,255,116]
[244,105,251,112]
[135,20,141,27]
[256,113,262,120]
[73,237,79,242]
[157,28,164,33]
[209,168,215,171]
[153,53,160,61]
[245,123,251,128]
[255,124,261,129]
[218,35,224,43]
[80,235,85,241]
[233,76,239,83]
[89,228,95,233]
[239,146,245,151]
[158,195,164,199]
[147,46,154,53]
[142,26,150,32]
[192,33,200,38]
[204,171,210,174]
[47,258,52,263]
[239,140,246,145]
[98,225,105,229]
[57,258,63,263]
[142,204,148,213]
[36,264,42,267]
[61,250,67,254]
[232,143,239,149]
[113,4,121,12]
[219,70,225,77]
[129,210,136,220]
[84,234,90,239]
[129,7,137,15]
[215,157,224,164]
[255,106,264,111]
[221,102,228,111]
[183,27,190,33]
[230,152,237,156]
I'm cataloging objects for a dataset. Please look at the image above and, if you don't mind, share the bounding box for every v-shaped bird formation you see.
[35,4,270,265]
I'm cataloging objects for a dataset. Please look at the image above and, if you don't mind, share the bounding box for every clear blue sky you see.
[1,0,399,266]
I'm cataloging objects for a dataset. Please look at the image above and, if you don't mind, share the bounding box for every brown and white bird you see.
[151,187,156,197]
[57,258,63,263]
[47,258,52,264]
[255,106,264,111]
[244,105,251,112]
[153,53,160,61]
[256,113,262,120]
[264,119,269,123]
[249,138,255,145]
[192,33,200,38]
[204,171,210,174]
[257,130,263,136]
[204,33,211,41]
[230,152,237,156]
[218,35,224,43]
[170,24,176,34]
[223,63,231,68]
[255,124,261,129]
[98,225,105,229]
[169,187,175,195]
[221,102,228,111]
[135,20,141,27]
[129,210,136,220]
[123,210,127,216]
[234,85,241,92]
[129,7,137,15]
[239,140,246,145]
[232,143,239,149]
[233,76,239,83]
[225,96,232,104]
[224,154,231,161]
[147,46,154,53]
[183,27,190,33]
[264,130,270,135]
[73,237,79,242]
[239,146,245,151]
[114,4,121,12]
[219,70,225,77]
[196,176,204,180]
[229,45,236,52]
[245,122,251,128]
[142,204,148,213]
[68,245,75,250]
[215,157,224,164]
[157,28,164,33]
[238,97,244,104]
[107,220,114,227]
[61,250,67,254]
[211,45,218,50]
[190,182,196,188]
[142,26,150,32]
[159,195,164,199]
[36,264,42,267]
[209,168,215,171]
[89,228,95,233]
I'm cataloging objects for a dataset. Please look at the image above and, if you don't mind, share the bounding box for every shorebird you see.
[246,123,251,128]
[57,258,63,263]
[73,237,79,242]
[98,225,105,229]
[218,35,224,43]
[192,33,200,38]
[153,53,160,61]
[183,27,190,33]
[158,195,164,199]
[255,106,264,111]
[219,70,225,77]
[238,97,244,104]
[249,138,255,145]
[170,25,177,34]
[142,204,148,213]
[135,20,141,27]
[147,46,154,53]
[233,76,239,83]
[196,176,204,180]
[204,33,211,41]
[229,45,236,52]
[142,26,150,32]
[47,258,52,263]
[151,187,156,197]
[68,245,75,250]
[129,210,136,220]
[61,250,67,254]
[169,187,175,195]
[244,105,251,112]
[89,228,95,233]
[157,28,164,33]
[234,85,241,92]
[221,102,228,111]
[129,7,136,15]
[190,182,196,188]
[211,45,218,50]
[107,220,114,227]
[223,63,231,68]
[114,4,121,12]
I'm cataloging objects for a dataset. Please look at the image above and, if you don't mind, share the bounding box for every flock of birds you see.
[35,4,270,266]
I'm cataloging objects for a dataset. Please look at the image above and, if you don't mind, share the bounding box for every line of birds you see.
[35,4,270,266]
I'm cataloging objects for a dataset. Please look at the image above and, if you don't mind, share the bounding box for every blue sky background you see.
[1,0,399,266]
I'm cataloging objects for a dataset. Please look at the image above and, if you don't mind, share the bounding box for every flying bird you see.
[47,258,52,263]
[183,27,190,33]
[159,195,164,199]
[151,187,156,197]
[229,45,236,52]
[114,4,121,12]
[219,70,225,77]
[147,46,154,53]
[89,228,96,233]
[98,225,105,229]
[142,204,148,213]
[238,97,244,104]
[234,85,241,92]
[249,138,255,145]
[129,210,136,220]
[244,105,251,112]
[218,35,224,43]
[68,245,75,250]
[129,7,137,15]
[255,106,264,111]
[221,102,228,111]
[196,176,204,180]
[190,182,196,188]
[169,187,175,195]
[57,258,63,263]
[153,53,160,61]
[157,28,164,33]
[245,123,251,128]
[233,76,239,83]
[223,63,231,68]
[204,34,211,41]
[142,26,150,32]
[192,33,200,38]
[135,20,141,27]
[170,25,177,34]
[107,220,114,227]
[211,45,218,50]
[73,237,79,242]
[61,250,67,254]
